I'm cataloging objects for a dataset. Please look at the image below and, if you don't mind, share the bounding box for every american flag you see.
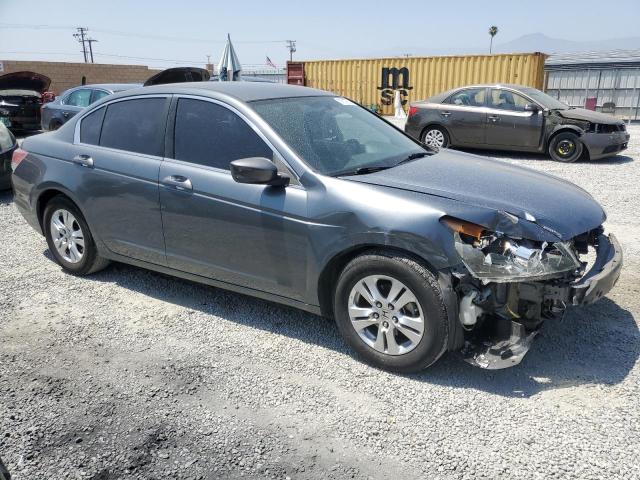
[266,56,277,68]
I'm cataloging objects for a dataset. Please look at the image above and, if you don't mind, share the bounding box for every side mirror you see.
[524,103,540,113]
[230,157,290,187]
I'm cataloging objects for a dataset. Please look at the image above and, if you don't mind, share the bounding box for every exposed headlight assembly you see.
[442,217,581,283]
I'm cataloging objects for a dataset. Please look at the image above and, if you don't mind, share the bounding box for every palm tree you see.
[489,26,499,54]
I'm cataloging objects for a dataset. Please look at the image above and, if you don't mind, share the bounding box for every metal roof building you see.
[544,50,640,120]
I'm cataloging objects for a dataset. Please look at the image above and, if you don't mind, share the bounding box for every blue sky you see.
[1,0,639,68]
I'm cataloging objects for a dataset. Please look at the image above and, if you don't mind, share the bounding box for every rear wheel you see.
[43,196,109,275]
[333,251,449,373]
[548,131,583,162]
[421,126,449,150]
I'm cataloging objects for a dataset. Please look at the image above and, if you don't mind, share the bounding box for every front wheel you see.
[421,126,449,150]
[548,131,583,162]
[333,251,449,373]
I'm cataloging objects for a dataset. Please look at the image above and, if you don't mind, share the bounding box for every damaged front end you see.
[442,216,623,369]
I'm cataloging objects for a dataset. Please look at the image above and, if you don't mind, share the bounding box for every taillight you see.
[408,106,418,117]
[11,148,28,171]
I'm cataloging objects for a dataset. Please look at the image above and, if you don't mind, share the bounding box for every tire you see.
[333,251,449,373]
[421,126,449,150]
[43,195,110,275]
[0,456,10,480]
[548,131,583,163]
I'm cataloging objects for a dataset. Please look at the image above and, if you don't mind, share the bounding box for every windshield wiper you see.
[334,151,431,177]
[354,165,393,175]
[394,151,430,167]
[333,165,392,177]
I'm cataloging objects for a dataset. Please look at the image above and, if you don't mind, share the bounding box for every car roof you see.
[120,81,334,103]
[79,83,142,92]
[426,83,535,103]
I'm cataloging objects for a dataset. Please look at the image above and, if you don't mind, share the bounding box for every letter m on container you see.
[377,67,413,105]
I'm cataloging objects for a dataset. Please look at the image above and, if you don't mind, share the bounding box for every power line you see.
[0,23,75,30]
[0,50,286,68]
[0,23,287,45]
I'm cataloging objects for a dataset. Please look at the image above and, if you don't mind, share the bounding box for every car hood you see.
[555,107,622,125]
[0,71,51,93]
[343,150,605,241]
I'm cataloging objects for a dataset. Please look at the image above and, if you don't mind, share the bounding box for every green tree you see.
[489,26,499,54]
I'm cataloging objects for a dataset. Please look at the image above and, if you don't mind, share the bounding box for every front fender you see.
[547,123,586,148]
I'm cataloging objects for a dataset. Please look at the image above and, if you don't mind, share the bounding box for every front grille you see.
[597,123,625,134]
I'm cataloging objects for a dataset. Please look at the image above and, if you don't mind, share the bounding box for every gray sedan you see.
[11,82,622,372]
[405,84,630,162]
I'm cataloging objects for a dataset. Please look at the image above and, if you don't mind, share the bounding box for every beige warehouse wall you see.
[0,60,163,95]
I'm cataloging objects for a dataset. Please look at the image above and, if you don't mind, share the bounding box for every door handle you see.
[440,111,451,117]
[162,175,193,191]
[488,115,499,122]
[72,154,94,168]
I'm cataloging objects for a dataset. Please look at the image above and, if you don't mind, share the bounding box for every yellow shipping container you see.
[297,52,547,115]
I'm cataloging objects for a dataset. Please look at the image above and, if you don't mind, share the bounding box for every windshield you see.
[251,96,429,176]
[519,87,569,110]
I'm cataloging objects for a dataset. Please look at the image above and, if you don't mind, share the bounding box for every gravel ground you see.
[1,126,639,480]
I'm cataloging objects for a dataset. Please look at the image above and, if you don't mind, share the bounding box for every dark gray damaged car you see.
[11,82,623,371]
[405,84,630,163]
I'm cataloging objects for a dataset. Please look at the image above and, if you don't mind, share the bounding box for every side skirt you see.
[99,251,323,316]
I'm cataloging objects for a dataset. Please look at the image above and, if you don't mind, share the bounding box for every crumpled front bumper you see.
[582,131,630,160]
[462,233,622,369]
[564,233,622,305]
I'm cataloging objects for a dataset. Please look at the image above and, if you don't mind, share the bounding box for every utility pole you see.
[286,40,296,62]
[206,55,214,75]
[86,37,98,63]
[73,27,89,63]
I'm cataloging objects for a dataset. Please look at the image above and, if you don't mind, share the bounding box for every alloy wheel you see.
[423,129,445,149]
[556,139,576,158]
[50,209,85,264]
[347,275,425,355]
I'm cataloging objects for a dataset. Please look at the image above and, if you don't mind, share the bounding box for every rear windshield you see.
[0,89,41,98]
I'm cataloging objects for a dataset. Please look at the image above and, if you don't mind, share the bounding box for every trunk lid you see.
[0,71,51,94]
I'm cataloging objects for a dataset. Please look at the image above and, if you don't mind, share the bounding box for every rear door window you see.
[173,98,272,170]
[445,88,486,107]
[99,98,168,156]
[80,106,106,145]
[65,89,93,108]
[91,90,111,104]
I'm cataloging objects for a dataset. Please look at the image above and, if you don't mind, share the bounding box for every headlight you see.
[442,217,581,282]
